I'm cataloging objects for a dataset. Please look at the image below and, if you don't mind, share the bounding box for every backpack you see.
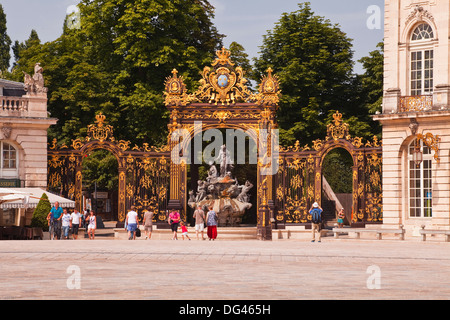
[310,208,322,224]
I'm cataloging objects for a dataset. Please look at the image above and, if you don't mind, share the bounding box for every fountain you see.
[188,145,254,226]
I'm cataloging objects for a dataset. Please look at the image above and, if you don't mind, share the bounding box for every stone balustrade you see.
[0,96,29,113]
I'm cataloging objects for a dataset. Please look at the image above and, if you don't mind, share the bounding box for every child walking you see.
[180,221,191,240]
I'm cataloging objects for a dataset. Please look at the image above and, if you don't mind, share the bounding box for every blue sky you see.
[2,0,384,74]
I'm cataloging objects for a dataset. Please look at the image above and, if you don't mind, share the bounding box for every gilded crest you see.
[86,113,115,143]
[327,111,350,141]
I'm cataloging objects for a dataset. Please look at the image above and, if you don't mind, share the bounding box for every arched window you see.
[0,141,18,178]
[411,23,434,41]
[408,139,432,218]
[410,23,434,96]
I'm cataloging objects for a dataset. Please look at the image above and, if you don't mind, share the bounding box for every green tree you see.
[82,149,119,191]
[357,41,384,138]
[76,0,223,145]
[11,0,223,147]
[0,4,11,73]
[322,148,353,194]
[30,193,52,231]
[253,2,358,146]
[229,41,254,85]
[11,29,40,70]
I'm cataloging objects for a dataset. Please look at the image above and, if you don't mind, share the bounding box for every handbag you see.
[135,227,141,237]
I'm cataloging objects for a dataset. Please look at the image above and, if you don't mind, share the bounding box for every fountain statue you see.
[188,145,253,226]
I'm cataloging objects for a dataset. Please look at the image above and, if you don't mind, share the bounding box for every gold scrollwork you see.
[86,113,115,143]
[327,111,350,141]
[417,132,441,162]
[163,48,280,107]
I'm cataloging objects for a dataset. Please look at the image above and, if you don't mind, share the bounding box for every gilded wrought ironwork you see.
[48,113,170,225]
[48,52,385,235]
[163,47,281,108]
[417,132,441,162]
[86,113,115,143]
[399,95,433,112]
[274,111,383,226]
[327,111,350,141]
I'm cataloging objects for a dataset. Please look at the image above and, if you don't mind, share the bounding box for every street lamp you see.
[413,138,423,167]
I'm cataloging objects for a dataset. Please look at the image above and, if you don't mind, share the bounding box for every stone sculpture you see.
[189,145,253,226]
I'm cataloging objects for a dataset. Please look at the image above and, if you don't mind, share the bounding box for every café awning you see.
[0,188,75,209]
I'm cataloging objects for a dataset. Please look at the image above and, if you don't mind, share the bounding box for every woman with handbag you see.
[168,209,180,240]
[206,206,218,241]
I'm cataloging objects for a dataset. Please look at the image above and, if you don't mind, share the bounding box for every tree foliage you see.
[9,0,223,146]
[0,4,11,73]
[357,41,384,138]
[82,149,119,191]
[229,41,254,86]
[253,2,381,146]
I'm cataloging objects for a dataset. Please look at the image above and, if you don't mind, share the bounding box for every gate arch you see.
[47,113,170,226]
[275,111,383,227]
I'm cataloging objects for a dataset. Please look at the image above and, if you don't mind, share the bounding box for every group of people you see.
[170,205,218,241]
[124,206,154,240]
[47,201,97,240]
[47,201,341,242]
[124,205,219,241]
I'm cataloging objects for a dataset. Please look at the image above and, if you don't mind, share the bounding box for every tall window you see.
[410,24,434,96]
[0,142,18,178]
[408,139,432,218]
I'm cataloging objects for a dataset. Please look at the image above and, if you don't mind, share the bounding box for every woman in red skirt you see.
[206,206,218,240]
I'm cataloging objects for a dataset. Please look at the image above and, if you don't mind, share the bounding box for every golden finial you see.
[95,112,106,127]
[212,47,234,66]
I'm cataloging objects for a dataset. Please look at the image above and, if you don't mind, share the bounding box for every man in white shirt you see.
[126,206,139,240]
[61,209,72,240]
[70,208,82,240]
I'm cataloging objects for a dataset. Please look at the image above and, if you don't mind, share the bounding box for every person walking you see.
[87,210,96,240]
[309,202,323,242]
[193,206,206,240]
[206,206,218,241]
[49,201,63,240]
[82,209,90,228]
[47,210,54,240]
[70,208,82,240]
[126,206,139,240]
[180,221,191,240]
[337,208,345,228]
[61,209,71,239]
[142,206,154,240]
[168,209,181,240]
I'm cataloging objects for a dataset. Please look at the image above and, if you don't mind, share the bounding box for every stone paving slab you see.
[0,239,449,300]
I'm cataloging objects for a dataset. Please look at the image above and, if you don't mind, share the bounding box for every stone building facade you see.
[374,0,450,234]
[0,65,57,225]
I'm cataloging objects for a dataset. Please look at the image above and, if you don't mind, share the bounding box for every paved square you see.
[0,238,449,300]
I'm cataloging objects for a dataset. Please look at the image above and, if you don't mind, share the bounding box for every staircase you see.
[322,176,341,228]
[322,200,337,228]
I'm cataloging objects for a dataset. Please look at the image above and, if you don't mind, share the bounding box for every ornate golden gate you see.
[275,111,383,227]
[47,113,170,226]
[47,47,382,239]
[163,47,281,240]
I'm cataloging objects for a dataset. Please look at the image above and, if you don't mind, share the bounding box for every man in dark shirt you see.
[309,202,323,243]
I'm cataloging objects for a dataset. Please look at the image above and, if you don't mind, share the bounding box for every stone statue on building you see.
[23,63,48,94]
